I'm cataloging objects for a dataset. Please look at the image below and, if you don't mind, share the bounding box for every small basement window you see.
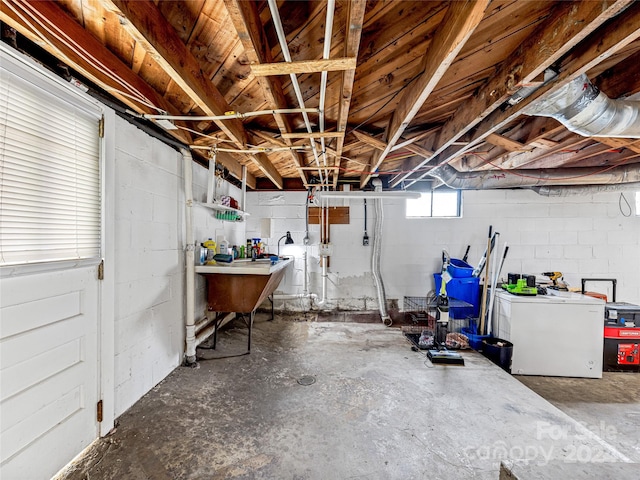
[406,189,461,218]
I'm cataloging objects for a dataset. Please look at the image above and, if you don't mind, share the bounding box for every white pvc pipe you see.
[181,149,196,364]
[140,108,319,122]
[241,165,247,213]
[302,247,309,296]
[486,235,501,336]
[273,293,319,301]
[314,257,329,307]
[195,323,217,347]
[195,316,211,333]
[191,145,310,154]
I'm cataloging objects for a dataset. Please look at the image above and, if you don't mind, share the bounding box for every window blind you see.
[0,65,101,266]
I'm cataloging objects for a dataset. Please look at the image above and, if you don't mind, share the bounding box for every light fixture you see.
[315,191,421,200]
[278,231,294,257]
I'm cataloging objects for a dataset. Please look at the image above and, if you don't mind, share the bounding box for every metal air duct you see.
[525,74,640,138]
[532,182,640,197]
[429,163,640,190]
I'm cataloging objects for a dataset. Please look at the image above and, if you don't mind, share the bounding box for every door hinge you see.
[98,116,104,138]
[98,259,104,280]
[97,400,103,423]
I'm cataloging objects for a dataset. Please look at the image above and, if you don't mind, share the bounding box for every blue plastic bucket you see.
[447,258,474,278]
[434,274,480,319]
[461,326,490,351]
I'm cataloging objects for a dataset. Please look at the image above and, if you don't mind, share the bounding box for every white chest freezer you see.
[493,290,605,378]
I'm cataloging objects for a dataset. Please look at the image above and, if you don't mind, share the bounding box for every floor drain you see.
[297,375,316,386]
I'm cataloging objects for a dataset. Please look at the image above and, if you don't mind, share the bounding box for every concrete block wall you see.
[113,116,184,415]
[113,116,244,415]
[245,188,640,313]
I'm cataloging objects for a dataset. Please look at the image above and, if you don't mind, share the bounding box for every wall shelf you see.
[201,153,249,221]
[196,202,249,221]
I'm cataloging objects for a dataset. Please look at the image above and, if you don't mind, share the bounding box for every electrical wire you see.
[619,192,633,217]
[403,336,435,368]
[6,0,162,111]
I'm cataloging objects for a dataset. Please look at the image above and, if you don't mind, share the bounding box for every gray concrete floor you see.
[59,315,638,480]
[517,372,640,463]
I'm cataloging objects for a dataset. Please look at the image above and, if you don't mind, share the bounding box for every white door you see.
[0,265,100,479]
[0,44,107,480]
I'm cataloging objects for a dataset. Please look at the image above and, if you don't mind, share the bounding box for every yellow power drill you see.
[542,272,567,290]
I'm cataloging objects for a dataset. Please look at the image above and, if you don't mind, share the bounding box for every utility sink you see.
[195,256,292,275]
[195,257,293,313]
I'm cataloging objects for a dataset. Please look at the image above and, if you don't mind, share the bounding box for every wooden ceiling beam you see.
[594,49,640,99]
[0,0,194,144]
[404,143,434,158]
[393,0,636,188]
[224,0,308,186]
[103,0,283,189]
[248,130,289,149]
[486,133,533,152]
[103,0,246,142]
[333,0,367,189]
[391,130,435,152]
[351,130,386,151]
[360,0,490,188]
[351,130,435,159]
[250,57,356,76]
[499,137,589,170]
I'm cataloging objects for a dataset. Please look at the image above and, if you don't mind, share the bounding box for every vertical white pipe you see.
[206,151,216,204]
[181,149,196,364]
[302,247,309,295]
[314,196,328,307]
[241,165,247,212]
[488,240,506,336]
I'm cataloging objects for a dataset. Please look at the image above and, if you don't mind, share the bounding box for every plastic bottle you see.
[203,239,216,264]
[217,235,229,255]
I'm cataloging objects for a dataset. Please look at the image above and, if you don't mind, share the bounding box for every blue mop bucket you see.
[447,258,474,278]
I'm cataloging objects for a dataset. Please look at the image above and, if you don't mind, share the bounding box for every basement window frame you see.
[405,189,462,218]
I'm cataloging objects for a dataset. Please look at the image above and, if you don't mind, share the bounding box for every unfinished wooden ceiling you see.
[2,0,640,191]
